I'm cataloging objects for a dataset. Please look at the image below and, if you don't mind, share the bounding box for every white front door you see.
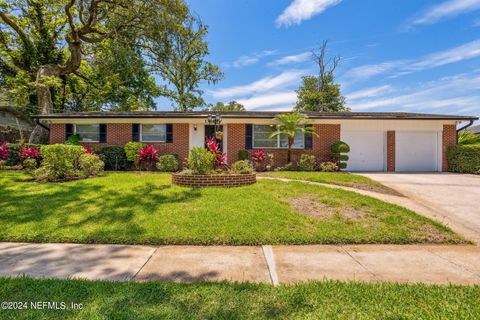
[342,131,385,171]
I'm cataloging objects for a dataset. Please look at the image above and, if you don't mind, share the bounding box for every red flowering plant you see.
[137,145,159,170]
[83,146,97,155]
[206,137,227,169]
[0,142,8,161]
[250,149,272,172]
[19,147,40,160]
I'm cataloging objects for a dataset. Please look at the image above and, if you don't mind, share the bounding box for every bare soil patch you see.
[290,195,368,220]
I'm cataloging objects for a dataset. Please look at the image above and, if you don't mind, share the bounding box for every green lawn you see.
[260,171,401,195]
[0,277,479,319]
[0,171,465,245]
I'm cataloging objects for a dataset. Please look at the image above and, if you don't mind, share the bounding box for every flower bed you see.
[172,172,256,188]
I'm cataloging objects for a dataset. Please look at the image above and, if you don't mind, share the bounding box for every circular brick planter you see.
[172,172,256,188]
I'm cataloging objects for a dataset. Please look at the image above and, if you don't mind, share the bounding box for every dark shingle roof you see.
[32,111,478,121]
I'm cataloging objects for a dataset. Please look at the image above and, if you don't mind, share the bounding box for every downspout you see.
[456,119,474,143]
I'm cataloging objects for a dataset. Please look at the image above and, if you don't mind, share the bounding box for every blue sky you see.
[159,0,480,118]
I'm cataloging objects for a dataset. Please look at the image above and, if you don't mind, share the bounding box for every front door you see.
[205,125,223,152]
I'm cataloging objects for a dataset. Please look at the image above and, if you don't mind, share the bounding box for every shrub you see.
[22,158,38,171]
[124,142,145,162]
[275,162,293,171]
[186,147,215,174]
[331,141,350,170]
[0,142,8,160]
[320,161,339,172]
[5,143,41,166]
[65,134,81,145]
[447,145,480,173]
[238,150,249,161]
[99,146,129,171]
[78,153,104,177]
[206,137,227,168]
[251,149,273,172]
[458,131,480,145]
[34,144,85,181]
[137,145,159,170]
[83,146,97,155]
[230,160,253,174]
[298,154,316,171]
[20,147,40,160]
[0,160,6,169]
[156,154,179,172]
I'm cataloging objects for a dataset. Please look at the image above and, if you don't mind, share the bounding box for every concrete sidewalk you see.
[1,242,480,285]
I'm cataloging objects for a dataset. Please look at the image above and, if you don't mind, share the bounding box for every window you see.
[75,124,100,142]
[141,124,166,142]
[253,125,305,149]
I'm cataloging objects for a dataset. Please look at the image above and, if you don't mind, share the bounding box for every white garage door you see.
[342,131,385,171]
[396,132,439,172]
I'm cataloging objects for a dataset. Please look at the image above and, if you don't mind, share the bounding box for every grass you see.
[260,171,401,195]
[0,277,479,319]
[0,171,465,245]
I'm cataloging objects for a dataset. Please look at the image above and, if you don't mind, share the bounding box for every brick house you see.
[33,111,478,172]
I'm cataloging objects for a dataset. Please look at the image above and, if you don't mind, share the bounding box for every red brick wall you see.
[49,123,190,163]
[387,131,395,172]
[227,123,341,167]
[442,124,457,172]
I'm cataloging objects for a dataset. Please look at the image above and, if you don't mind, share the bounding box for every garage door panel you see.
[342,131,385,171]
[396,132,438,172]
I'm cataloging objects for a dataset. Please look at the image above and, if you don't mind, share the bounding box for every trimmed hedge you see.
[447,145,480,173]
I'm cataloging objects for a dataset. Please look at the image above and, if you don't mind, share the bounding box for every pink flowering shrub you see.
[0,142,8,160]
[19,147,40,160]
[136,145,158,170]
[250,149,272,172]
[83,146,97,155]
[206,137,227,168]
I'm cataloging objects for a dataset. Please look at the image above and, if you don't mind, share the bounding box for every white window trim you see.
[252,125,305,149]
[74,124,100,143]
[140,124,167,143]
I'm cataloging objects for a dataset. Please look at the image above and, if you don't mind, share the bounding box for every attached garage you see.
[342,131,385,171]
[395,132,440,172]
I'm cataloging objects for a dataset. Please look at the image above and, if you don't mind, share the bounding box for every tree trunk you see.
[29,65,61,144]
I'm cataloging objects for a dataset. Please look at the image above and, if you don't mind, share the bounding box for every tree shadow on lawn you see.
[0,179,202,243]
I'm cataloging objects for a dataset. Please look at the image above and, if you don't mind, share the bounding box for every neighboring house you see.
[467,125,480,135]
[0,106,34,143]
[33,111,478,172]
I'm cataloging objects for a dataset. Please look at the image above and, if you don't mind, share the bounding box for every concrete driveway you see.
[361,173,480,242]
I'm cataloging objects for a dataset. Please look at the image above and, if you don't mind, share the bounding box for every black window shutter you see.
[245,124,253,149]
[65,124,73,141]
[166,124,173,143]
[99,124,107,143]
[305,124,313,149]
[132,124,140,142]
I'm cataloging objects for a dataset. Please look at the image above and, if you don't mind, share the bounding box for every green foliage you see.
[156,154,179,172]
[65,134,81,145]
[124,142,145,162]
[458,131,480,145]
[99,146,129,171]
[320,161,339,172]
[6,143,41,166]
[271,111,317,164]
[238,150,249,161]
[275,163,293,171]
[295,75,349,112]
[0,160,6,169]
[34,144,85,181]
[78,154,104,177]
[186,147,215,174]
[230,160,253,174]
[146,14,223,111]
[22,158,38,171]
[447,145,480,173]
[206,101,245,112]
[331,141,350,170]
[298,154,316,171]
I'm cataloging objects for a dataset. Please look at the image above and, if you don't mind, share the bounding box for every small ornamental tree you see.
[330,141,350,170]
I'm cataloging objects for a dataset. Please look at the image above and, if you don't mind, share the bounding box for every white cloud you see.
[343,39,480,82]
[269,52,311,66]
[211,70,306,99]
[238,92,297,110]
[347,73,480,114]
[228,50,276,68]
[412,0,480,26]
[276,0,342,27]
[346,85,393,101]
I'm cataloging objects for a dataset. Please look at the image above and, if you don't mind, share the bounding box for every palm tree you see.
[270,111,317,164]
